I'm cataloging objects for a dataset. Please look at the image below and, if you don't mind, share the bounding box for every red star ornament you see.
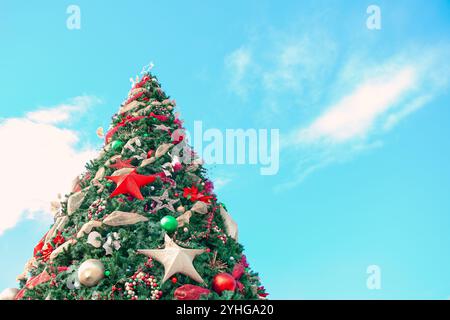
[108,158,135,170]
[106,170,156,200]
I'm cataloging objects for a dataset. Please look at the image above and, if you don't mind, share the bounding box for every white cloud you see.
[213,176,232,190]
[224,25,450,188]
[26,96,101,124]
[0,96,100,235]
[383,94,432,131]
[293,67,416,144]
[262,37,336,93]
[278,44,450,189]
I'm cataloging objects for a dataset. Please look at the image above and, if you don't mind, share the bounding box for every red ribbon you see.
[231,256,250,293]
[105,113,169,144]
[15,270,52,300]
[124,91,145,105]
[174,284,211,300]
[232,262,246,293]
[133,75,150,89]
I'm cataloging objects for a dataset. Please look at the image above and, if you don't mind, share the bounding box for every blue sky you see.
[1,0,450,299]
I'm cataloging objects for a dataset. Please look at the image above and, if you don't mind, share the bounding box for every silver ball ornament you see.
[77,259,105,287]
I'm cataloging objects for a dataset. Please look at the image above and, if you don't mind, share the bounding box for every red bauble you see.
[174,284,211,300]
[212,273,236,294]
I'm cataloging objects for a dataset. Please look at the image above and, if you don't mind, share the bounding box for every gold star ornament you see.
[137,234,205,283]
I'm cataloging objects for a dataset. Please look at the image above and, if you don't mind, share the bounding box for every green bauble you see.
[160,215,178,233]
[111,140,124,151]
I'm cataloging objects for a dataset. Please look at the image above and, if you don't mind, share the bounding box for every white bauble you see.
[77,259,105,287]
[0,288,19,300]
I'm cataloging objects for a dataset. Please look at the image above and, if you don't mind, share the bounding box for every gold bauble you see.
[177,205,186,213]
[0,288,19,300]
[77,259,105,287]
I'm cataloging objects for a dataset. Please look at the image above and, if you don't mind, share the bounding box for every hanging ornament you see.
[0,288,19,300]
[151,189,179,212]
[86,231,102,248]
[212,273,237,295]
[137,234,205,283]
[177,205,186,213]
[174,284,211,300]
[103,232,121,255]
[78,259,105,287]
[106,170,157,200]
[160,215,178,233]
[111,140,124,152]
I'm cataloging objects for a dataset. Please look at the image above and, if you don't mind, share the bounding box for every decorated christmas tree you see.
[0,71,267,301]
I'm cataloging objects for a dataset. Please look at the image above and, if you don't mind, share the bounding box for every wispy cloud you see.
[383,94,432,131]
[224,31,337,120]
[277,45,450,189]
[225,47,252,97]
[224,26,450,188]
[26,96,101,125]
[292,67,416,144]
[0,96,100,235]
[213,176,232,190]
